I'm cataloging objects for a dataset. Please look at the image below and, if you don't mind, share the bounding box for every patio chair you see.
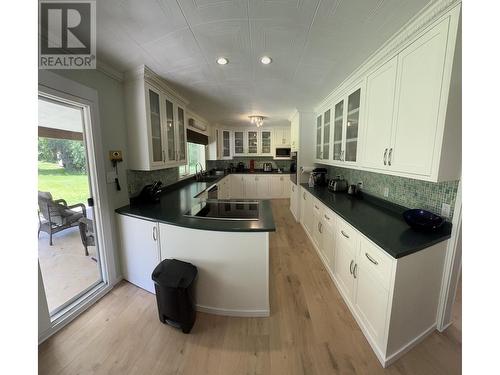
[38,191,87,246]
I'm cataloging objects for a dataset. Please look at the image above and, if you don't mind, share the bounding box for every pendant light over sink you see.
[249,115,265,127]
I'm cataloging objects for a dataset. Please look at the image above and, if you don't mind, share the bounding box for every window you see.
[179,142,206,177]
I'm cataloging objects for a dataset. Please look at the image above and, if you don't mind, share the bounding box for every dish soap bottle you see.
[308,173,314,188]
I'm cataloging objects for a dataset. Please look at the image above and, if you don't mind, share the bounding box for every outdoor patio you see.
[38,225,100,314]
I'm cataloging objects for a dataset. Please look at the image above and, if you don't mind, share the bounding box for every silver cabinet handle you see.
[152,226,157,241]
[314,205,319,210]
[365,253,378,265]
[318,222,322,233]
[349,260,354,274]
[341,230,349,239]
[388,148,393,166]
[383,148,388,165]
[324,214,330,220]
[353,264,358,279]
[303,192,306,199]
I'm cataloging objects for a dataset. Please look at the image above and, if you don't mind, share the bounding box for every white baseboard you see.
[196,304,270,317]
[383,323,437,367]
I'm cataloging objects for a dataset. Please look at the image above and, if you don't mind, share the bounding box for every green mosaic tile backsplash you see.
[127,167,180,196]
[325,166,460,220]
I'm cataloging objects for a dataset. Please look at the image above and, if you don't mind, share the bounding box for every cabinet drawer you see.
[359,237,394,290]
[312,200,323,215]
[336,216,359,247]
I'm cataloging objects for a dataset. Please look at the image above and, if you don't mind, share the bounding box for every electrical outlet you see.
[441,203,451,218]
[383,187,389,197]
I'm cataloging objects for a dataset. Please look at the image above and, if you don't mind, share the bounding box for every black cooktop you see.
[185,201,260,220]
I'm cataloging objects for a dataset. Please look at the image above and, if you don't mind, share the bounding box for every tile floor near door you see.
[38,199,461,374]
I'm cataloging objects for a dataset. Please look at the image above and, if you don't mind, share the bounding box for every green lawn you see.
[38,161,90,206]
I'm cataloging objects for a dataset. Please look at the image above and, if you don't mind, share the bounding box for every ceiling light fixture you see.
[249,115,265,127]
[216,57,228,65]
[260,56,272,65]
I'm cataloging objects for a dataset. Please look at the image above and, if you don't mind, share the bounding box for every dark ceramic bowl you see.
[403,209,444,232]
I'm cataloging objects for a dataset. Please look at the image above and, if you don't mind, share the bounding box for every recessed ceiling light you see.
[260,56,272,65]
[216,57,228,65]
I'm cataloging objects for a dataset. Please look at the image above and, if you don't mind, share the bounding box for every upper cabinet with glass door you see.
[315,109,331,162]
[247,130,259,155]
[260,130,272,156]
[327,84,363,165]
[124,66,190,171]
[177,106,187,164]
[233,130,245,156]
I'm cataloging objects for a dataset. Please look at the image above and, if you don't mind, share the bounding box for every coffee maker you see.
[311,168,327,186]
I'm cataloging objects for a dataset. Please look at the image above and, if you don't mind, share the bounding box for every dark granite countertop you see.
[116,177,276,232]
[300,184,452,259]
[213,169,290,175]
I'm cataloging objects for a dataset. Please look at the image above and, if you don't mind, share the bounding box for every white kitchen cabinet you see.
[116,214,160,294]
[333,218,359,300]
[300,188,314,235]
[243,175,258,198]
[247,130,259,155]
[233,130,245,156]
[389,18,450,176]
[221,129,232,159]
[230,175,245,198]
[255,175,270,198]
[311,200,323,250]
[273,127,291,147]
[362,17,452,178]
[124,66,188,170]
[315,110,332,161]
[321,209,336,270]
[290,182,299,221]
[270,175,289,198]
[217,177,231,199]
[326,85,363,165]
[260,130,273,155]
[362,56,398,170]
[299,192,449,366]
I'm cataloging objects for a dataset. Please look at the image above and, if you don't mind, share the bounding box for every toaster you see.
[328,176,348,192]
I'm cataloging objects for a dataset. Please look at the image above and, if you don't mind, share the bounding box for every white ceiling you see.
[96,0,431,127]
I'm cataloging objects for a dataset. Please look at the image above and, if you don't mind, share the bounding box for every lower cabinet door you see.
[301,190,314,235]
[312,208,322,250]
[256,175,270,198]
[353,264,389,349]
[116,214,160,294]
[270,176,283,198]
[231,175,245,199]
[244,176,258,198]
[322,212,335,271]
[333,236,356,301]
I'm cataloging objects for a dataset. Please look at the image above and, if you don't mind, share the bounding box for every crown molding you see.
[315,0,461,112]
[96,60,124,82]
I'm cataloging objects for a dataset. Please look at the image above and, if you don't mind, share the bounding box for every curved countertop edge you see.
[115,177,277,233]
[299,184,452,259]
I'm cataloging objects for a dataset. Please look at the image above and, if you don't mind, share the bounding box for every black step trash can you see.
[151,259,198,334]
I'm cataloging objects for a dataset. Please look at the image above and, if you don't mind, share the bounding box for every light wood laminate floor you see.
[39,199,461,374]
